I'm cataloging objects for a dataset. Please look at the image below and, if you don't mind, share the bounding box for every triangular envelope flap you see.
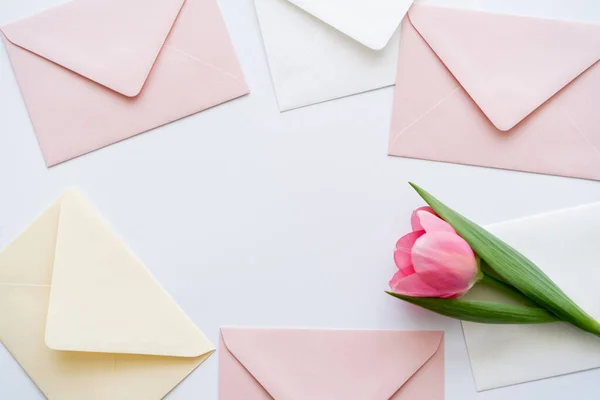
[1,0,185,97]
[287,0,414,50]
[408,4,600,131]
[44,191,214,357]
[221,328,443,399]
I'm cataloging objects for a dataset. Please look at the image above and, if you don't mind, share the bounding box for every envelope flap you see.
[286,0,414,50]
[221,328,443,399]
[1,0,185,97]
[0,198,62,286]
[408,4,600,131]
[44,190,214,357]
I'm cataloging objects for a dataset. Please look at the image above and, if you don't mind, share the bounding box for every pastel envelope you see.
[463,202,600,390]
[1,0,248,167]
[219,328,444,399]
[389,3,600,180]
[254,0,412,111]
[0,190,214,399]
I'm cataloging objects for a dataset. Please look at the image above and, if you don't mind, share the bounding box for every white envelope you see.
[462,203,600,391]
[0,190,214,399]
[254,0,411,111]
[287,0,415,50]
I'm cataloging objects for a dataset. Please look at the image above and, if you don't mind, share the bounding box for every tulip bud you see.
[390,208,480,298]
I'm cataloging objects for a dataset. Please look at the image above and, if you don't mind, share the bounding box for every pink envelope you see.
[389,4,600,181]
[1,0,249,167]
[219,328,444,399]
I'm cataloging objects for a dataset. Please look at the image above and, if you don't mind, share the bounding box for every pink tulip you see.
[389,207,480,298]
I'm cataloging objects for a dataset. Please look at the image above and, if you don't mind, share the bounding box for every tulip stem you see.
[479,258,509,284]
[479,273,539,308]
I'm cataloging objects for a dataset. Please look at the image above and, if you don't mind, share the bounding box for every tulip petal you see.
[411,206,436,231]
[389,270,455,298]
[394,230,424,276]
[411,232,478,295]
[413,208,455,233]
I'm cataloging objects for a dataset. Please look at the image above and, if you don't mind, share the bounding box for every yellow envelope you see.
[0,190,214,399]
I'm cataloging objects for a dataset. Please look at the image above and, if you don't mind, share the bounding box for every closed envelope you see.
[389,1,600,180]
[462,203,600,390]
[254,0,413,111]
[219,328,444,399]
[1,0,248,167]
[0,190,214,399]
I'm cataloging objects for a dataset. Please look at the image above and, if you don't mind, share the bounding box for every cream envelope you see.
[462,203,600,390]
[0,190,214,399]
[219,328,444,399]
[1,0,248,167]
[254,0,407,111]
[388,1,600,180]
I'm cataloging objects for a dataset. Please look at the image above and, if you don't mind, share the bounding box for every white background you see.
[2,0,600,398]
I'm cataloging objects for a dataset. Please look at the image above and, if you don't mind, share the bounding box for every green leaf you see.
[409,182,600,336]
[386,292,558,324]
[479,272,540,308]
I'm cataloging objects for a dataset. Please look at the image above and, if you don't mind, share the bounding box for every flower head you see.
[389,207,480,298]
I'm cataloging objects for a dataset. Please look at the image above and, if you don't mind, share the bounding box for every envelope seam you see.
[390,86,460,148]
[220,331,278,398]
[390,333,445,398]
[561,107,600,159]
[163,45,244,84]
[387,333,444,398]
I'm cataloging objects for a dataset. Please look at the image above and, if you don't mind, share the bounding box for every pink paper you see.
[389,4,600,181]
[219,328,444,399]
[1,0,249,166]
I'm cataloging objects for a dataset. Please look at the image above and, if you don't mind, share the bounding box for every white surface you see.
[1,0,600,399]
[464,204,600,391]
[254,0,399,111]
